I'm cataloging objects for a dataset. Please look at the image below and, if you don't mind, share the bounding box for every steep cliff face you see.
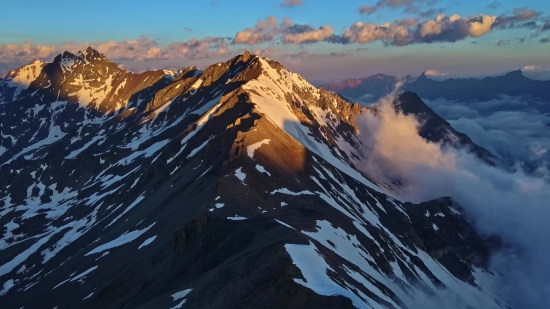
[0,49,509,309]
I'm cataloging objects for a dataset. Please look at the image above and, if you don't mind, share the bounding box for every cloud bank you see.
[329,14,500,45]
[424,95,550,167]
[357,89,550,309]
[0,36,229,74]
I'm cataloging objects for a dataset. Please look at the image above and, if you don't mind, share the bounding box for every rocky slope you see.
[0,49,509,308]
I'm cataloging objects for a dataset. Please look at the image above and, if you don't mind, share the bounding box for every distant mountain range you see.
[321,70,550,105]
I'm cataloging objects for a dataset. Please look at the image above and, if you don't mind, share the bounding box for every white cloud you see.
[521,65,550,80]
[357,89,550,308]
[424,69,449,76]
[424,96,550,165]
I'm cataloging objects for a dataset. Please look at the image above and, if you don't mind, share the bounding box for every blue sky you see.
[1,0,549,81]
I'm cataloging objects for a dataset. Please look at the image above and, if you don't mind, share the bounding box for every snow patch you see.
[247,139,270,158]
[138,236,157,249]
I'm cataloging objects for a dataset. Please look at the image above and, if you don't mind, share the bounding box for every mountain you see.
[406,70,550,104]
[320,74,400,104]
[321,70,550,105]
[368,92,498,165]
[0,49,509,308]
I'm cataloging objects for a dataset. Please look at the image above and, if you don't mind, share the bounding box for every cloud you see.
[496,39,510,46]
[0,40,58,66]
[416,14,497,42]
[347,7,542,46]
[281,0,303,7]
[492,7,543,29]
[357,89,550,309]
[233,16,281,45]
[359,0,432,15]
[282,25,334,44]
[330,14,498,45]
[414,8,447,18]
[327,18,418,45]
[252,48,276,58]
[235,8,542,47]
[424,69,449,76]
[358,5,376,15]
[424,95,550,164]
[541,38,550,43]
[233,17,333,45]
[284,50,348,58]
[521,65,550,80]
[0,36,230,73]
[487,1,500,9]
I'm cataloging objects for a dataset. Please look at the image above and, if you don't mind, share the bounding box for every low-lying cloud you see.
[424,95,550,167]
[424,69,449,76]
[357,89,550,308]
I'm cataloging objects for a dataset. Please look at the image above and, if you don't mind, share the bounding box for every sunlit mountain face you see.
[1,1,550,308]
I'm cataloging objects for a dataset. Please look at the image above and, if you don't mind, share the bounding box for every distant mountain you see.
[320,74,400,103]
[381,92,497,164]
[321,70,550,104]
[0,49,509,308]
[407,70,550,103]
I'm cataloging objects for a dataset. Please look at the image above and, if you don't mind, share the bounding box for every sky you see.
[1,0,549,82]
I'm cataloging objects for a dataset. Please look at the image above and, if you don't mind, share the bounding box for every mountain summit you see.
[0,49,508,308]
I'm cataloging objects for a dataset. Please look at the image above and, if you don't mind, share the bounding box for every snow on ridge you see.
[243,58,401,201]
[247,139,270,159]
[85,222,155,256]
[255,164,270,176]
[270,188,314,196]
[235,167,246,182]
[227,215,247,221]
[170,289,193,309]
[138,236,157,249]
[8,60,45,88]
[285,242,370,309]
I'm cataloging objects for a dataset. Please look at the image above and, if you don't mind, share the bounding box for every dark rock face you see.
[395,92,497,164]
[0,49,508,309]
[360,91,499,166]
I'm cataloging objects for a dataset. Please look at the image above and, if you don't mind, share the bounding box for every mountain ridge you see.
[0,48,509,309]
[321,69,550,104]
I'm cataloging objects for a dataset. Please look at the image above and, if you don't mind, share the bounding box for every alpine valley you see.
[0,48,511,309]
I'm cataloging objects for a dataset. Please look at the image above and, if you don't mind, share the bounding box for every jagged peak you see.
[501,69,526,79]
[4,59,47,84]
[52,47,111,68]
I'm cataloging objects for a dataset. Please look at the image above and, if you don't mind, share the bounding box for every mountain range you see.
[321,70,550,105]
[0,48,509,308]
